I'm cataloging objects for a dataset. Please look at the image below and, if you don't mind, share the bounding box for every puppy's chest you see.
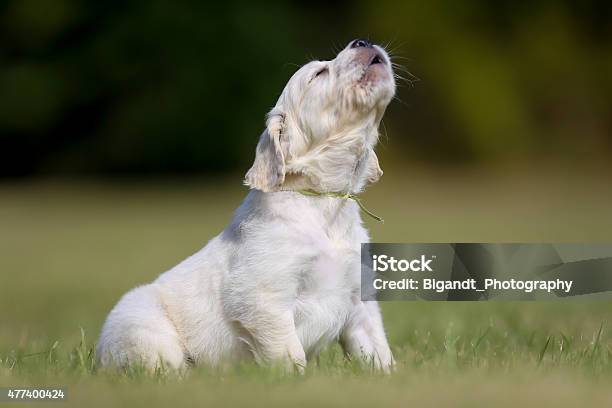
[298,220,364,296]
[301,237,361,290]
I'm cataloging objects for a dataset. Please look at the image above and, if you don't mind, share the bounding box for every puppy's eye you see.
[314,67,328,78]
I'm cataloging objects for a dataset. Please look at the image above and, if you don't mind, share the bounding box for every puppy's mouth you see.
[357,51,389,86]
[369,54,383,66]
[362,50,388,76]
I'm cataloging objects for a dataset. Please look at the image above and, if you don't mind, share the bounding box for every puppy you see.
[97,39,396,373]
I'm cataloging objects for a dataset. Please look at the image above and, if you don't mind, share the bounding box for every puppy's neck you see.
[282,126,380,194]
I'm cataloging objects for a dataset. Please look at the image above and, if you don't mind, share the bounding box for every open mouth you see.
[369,54,383,66]
[356,49,391,87]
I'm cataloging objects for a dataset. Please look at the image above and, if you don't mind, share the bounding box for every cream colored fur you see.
[97,40,396,373]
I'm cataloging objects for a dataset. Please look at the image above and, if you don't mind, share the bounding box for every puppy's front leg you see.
[225,248,308,373]
[237,309,306,373]
[340,299,394,373]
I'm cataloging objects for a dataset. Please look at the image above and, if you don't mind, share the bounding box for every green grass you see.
[1,166,612,407]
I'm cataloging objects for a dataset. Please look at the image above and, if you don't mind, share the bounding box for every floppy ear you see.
[366,149,383,184]
[244,111,287,192]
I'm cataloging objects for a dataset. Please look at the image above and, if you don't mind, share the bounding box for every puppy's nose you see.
[350,39,373,49]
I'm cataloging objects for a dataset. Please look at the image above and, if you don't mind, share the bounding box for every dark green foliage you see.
[1,1,611,177]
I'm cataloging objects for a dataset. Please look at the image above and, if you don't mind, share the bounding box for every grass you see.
[1,165,612,407]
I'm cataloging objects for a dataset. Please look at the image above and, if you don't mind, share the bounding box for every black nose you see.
[350,39,373,49]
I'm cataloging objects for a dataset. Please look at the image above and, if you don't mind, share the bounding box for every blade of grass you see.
[537,335,552,366]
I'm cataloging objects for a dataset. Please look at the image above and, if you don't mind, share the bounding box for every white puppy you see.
[97,39,396,373]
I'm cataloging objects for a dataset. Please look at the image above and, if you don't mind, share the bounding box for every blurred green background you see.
[1,0,611,177]
[1,2,612,406]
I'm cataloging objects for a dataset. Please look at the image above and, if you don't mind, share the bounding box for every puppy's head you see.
[245,39,395,192]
